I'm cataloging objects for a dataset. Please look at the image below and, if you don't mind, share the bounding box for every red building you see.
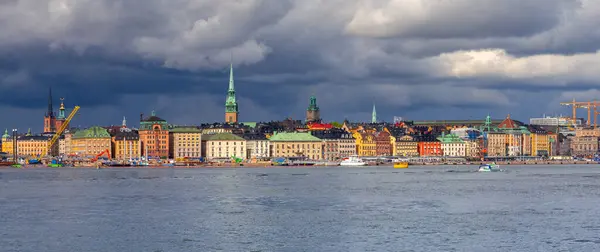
[374,131,392,156]
[417,141,442,156]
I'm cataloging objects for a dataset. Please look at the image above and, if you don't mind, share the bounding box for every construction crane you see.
[559,99,600,127]
[47,106,80,155]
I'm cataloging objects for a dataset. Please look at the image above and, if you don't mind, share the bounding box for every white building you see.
[204,133,246,160]
[242,134,270,159]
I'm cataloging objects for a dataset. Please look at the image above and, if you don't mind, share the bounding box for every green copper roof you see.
[169,127,202,133]
[372,104,377,123]
[2,129,8,139]
[225,63,238,113]
[269,132,322,142]
[72,126,111,139]
[241,122,257,128]
[307,96,319,111]
[206,133,244,141]
[437,133,464,143]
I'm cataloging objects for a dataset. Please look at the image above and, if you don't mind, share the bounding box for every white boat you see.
[478,163,502,172]
[340,155,367,166]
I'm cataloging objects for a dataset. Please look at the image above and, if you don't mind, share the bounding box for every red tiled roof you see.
[498,114,518,129]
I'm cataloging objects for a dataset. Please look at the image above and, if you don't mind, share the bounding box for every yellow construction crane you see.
[47,106,80,155]
[560,99,600,127]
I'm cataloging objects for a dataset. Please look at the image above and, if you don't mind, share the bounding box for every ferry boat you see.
[340,155,367,166]
[478,163,501,172]
[393,162,409,169]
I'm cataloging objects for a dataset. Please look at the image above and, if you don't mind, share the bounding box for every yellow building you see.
[70,126,112,158]
[112,128,141,160]
[169,127,202,160]
[530,132,550,156]
[269,132,323,160]
[1,129,13,154]
[17,135,52,157]
[487,132,506,157]
[2,130,56,157]
[396,135,419,157]
[352,131,376,157]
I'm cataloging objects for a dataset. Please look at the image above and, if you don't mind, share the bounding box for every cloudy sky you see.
[0,0,598,132]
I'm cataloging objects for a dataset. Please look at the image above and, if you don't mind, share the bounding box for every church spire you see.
[228,62,235,91]
[122,116,127,128]
[225,59,239,123]
[46,87,54,118]
[371,103,377,123]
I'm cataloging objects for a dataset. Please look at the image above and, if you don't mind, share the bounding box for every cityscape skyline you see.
[0,0,597,131]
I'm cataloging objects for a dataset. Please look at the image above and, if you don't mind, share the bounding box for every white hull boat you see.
[478,163,502,172]
[340,155,367,166]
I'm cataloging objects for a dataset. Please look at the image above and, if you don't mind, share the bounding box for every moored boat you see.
[478,163,502,172]
[393,162,409,168]
[340,155,367,166]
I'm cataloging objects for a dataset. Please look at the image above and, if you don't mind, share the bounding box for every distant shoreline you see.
[1,161,598,169]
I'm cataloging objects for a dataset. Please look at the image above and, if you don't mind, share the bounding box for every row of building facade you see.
[1,112,579,161]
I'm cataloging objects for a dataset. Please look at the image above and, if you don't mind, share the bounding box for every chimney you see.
[140,113,143,121]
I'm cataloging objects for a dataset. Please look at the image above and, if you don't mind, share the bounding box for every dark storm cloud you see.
[0,0,599,131]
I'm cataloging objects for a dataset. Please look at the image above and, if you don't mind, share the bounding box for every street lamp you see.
[12,129,17,163]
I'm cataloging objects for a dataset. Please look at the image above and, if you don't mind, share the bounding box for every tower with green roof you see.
[306,95,321,123]
[225,62,239,124]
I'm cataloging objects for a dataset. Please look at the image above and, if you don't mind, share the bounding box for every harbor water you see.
[1,165,600,251]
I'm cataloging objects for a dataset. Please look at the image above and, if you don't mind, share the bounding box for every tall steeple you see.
[122,116,127,128]
[371,103,377,123]
[225,60,239,123]
[46,87,54,118]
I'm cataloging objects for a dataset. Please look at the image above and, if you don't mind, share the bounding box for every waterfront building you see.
[169,127,202,160]
[374,131,392,156]
[312,129,345,161]
[270,132,323,160]
[204,133,246,160]
[570,136,598,157]
[465,140,481,159]
[70,126,112,157]
[43,88,56,133]
[242,133,270,160]
[528,126,551,156]
[306,96,321,123]
[353,131,376,157]
[497,115,531,157]
[16,135,53,157]
[225,63,239,123]
[487,132,507,157]
[112,128,141,160]
[437,133,466,157]
[338,132,357,158]
[396,135,419,157]
[571,127,600,157]
[139,111,170,159]
[415,135,441,156]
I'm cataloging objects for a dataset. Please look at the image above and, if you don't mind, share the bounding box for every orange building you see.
[139,111,170,159]
[415,135,442,156]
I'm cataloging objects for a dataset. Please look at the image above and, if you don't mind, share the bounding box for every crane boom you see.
[47,106,80,155]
